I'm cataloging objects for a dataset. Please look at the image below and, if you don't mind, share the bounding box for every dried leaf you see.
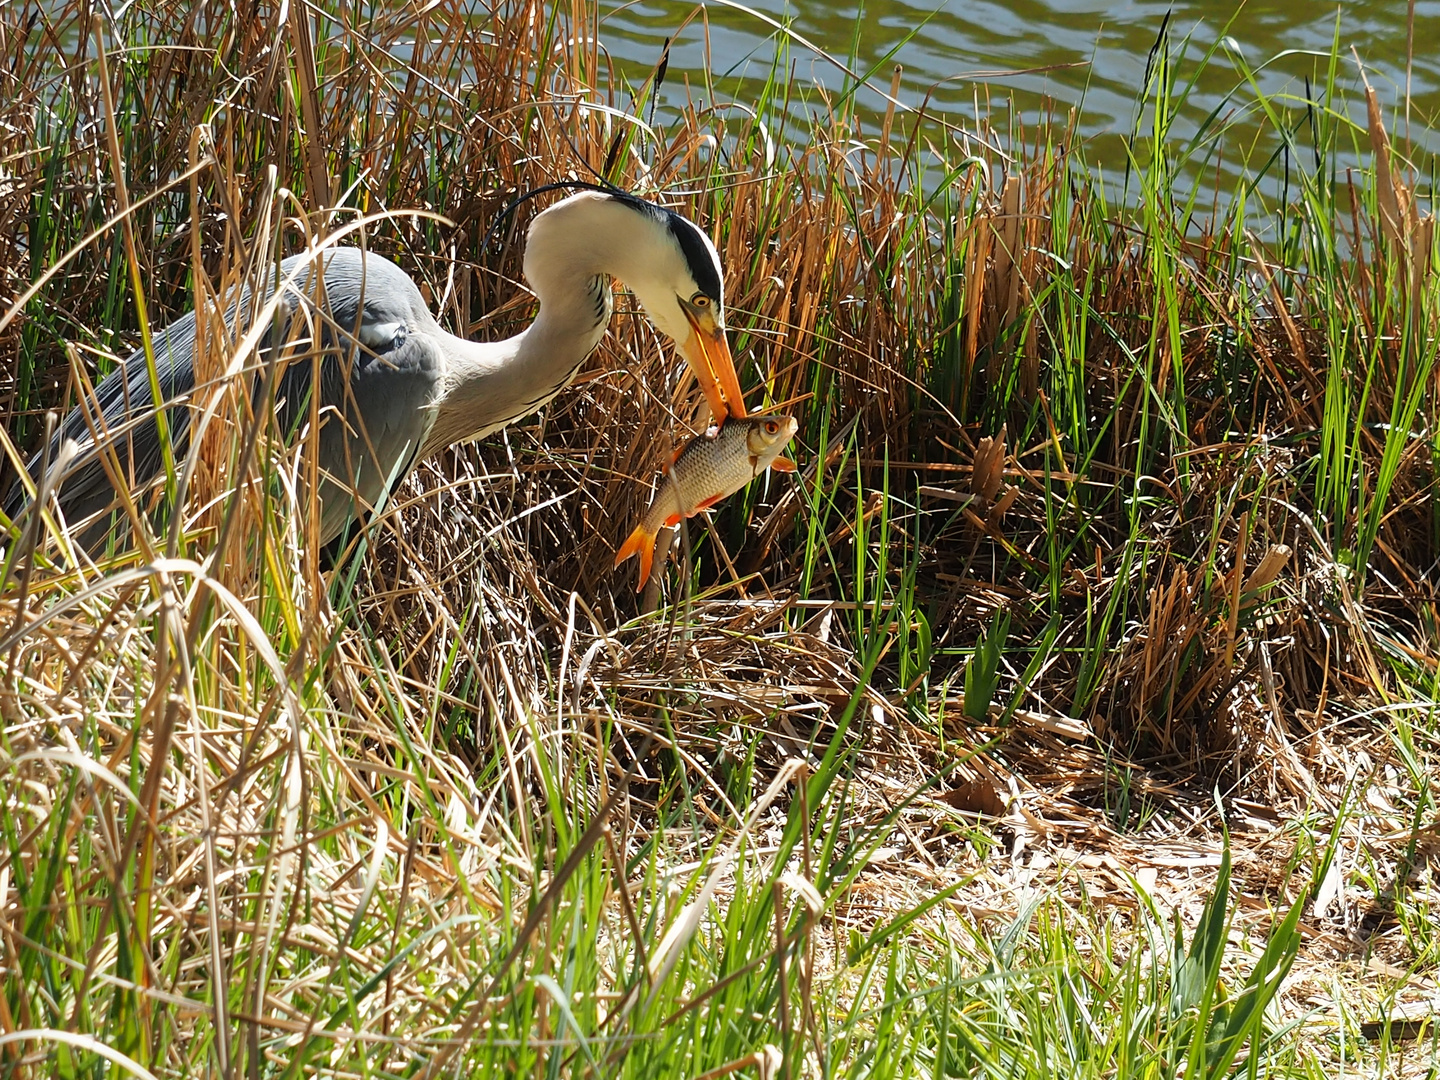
[938,777,1007,816]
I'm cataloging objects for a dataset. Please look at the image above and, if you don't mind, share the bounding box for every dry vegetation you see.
[0,0,1437,1076]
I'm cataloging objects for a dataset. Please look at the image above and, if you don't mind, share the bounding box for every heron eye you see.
[690,293,711,309]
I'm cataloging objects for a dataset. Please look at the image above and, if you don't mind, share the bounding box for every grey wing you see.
[4,249,441,550]
[3,312,202,543]
[269,321,442,546]
[266,250,443,545]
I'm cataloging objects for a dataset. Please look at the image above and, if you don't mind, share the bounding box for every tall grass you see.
[0,0,1437,1076]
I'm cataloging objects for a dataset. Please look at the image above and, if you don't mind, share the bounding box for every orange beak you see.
[681,312,747,422]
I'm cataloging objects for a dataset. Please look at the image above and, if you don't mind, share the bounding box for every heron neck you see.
[423,275,612,457]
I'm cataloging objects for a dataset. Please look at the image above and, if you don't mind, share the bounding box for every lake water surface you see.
[598,1,1440,189]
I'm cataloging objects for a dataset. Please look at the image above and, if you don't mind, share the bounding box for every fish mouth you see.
[681,311,747,423]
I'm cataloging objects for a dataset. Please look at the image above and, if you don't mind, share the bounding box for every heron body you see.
[4,190,746,548]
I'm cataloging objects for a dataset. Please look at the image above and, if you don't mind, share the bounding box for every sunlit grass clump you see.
[0,1,1437,1076]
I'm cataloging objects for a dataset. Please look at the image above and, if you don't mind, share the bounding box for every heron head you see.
[526,191,747,422]
[608,193,749,423]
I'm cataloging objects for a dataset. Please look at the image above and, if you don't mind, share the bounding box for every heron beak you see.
[681,311,747,422]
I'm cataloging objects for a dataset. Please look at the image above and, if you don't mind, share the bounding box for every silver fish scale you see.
[640,419,771,534]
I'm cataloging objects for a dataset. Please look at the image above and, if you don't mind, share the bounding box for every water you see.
[598,1,1440,195]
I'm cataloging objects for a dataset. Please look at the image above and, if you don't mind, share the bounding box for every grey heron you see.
[3,189,748,550]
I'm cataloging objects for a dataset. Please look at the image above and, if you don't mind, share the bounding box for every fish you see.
[614,415,799,589]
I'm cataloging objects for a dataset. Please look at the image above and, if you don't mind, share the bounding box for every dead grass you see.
[0,0,1437,1075]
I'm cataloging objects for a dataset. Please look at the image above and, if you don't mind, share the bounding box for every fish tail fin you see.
[614,523,657,591]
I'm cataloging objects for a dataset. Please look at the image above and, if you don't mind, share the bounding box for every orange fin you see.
[663,512,683,528]
[614,523,658,590]
[693,493,724,512]
[770,456,797,473]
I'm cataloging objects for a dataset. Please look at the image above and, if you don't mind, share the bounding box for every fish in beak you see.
[615,414,798,589]
[681,307,747,423]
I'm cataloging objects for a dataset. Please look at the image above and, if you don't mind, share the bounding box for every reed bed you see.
[0,0,1437,1076]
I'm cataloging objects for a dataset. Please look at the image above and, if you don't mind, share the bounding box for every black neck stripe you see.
[666,213,722,303]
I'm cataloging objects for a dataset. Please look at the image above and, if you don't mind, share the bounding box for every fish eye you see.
[690,293,711,308]
[764,420,779,434]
